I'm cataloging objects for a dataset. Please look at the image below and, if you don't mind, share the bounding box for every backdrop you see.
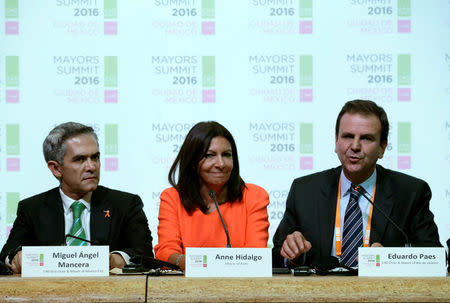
[1,0,449,250]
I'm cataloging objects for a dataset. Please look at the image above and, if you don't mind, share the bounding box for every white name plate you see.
[358,247,446,277]
[185,247,272,278]
[22,246,109,277]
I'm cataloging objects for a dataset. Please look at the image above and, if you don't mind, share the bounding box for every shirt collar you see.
[59,188,91,214]
[340,168,377,197]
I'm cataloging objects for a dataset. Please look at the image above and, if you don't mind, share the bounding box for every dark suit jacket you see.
[0,185,154,262]
[272,165,441,267]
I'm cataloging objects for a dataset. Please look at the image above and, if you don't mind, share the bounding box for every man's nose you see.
[351,138,361,150]
[85,158,96,170]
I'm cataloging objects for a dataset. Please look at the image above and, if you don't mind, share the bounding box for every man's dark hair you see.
[168,121,245,213]
[335,99,389,143]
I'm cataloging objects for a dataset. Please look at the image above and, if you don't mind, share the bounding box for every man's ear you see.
[334,135,338,154]
[378,140,388,159]
[47,161,62,179]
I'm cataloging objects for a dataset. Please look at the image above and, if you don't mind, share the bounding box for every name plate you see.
[358,247,446,277]
[185,247,272,278]
[22,246,109,277]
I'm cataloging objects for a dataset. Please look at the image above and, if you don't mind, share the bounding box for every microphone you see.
[129,255,180,271]
[65,234,100,246]
[209,190,231,248]
[351,183,411,247]
[311,256,357,276]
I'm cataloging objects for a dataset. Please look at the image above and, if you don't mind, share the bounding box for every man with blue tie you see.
[272,100,441,268]
[0,122,154,273]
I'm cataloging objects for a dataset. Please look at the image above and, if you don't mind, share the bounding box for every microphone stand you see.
[209,190,232,248]
[65,234,100,245]
[351,183,411,247]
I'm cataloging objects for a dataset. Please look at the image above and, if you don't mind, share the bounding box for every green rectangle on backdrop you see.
[202,0,215,19]
[7,192,20,224]
[397,54,411,85]
[105,124,118,155]
[6,124,20,155]
[5,0,18,18]
[398,0,411,17]
[299,0,312,18]
[104,0,117,19]
[104,56,118,87]
[299,123,313,153]
[6,56,19,87]
[202,56,215,87]
[398,122,411,153]
[299,55,312,86]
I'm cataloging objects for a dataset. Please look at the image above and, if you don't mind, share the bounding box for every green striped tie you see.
[67,201,88,246]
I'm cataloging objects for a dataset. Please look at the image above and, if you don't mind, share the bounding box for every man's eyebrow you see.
[71,152,100,160]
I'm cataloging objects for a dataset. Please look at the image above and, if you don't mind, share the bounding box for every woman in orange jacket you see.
[154,121,270,270]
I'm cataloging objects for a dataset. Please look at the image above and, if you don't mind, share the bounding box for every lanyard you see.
[335,176,376,256]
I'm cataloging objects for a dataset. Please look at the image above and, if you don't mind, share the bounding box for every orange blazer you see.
[154,184,270,262]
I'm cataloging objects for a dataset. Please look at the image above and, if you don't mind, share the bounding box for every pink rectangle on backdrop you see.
[202,89,216,103]
[7,158,20,171]
[105,157,119,171]
[105,90,118,103]
[202,21,215,35]
[397,88,411,102]
[300,157,313,170]
[300,89,313,102]
[6,90,20,103]
[398,156,411,169]
[299,21,313,34]
[104,21,118,35]
[398,20,411,33]
[5,21,19,35]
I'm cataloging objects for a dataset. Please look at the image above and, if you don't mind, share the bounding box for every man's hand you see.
[280,231,312,261]
[371,242,383,247]
[109,253,126,269]
[9,250,22,274]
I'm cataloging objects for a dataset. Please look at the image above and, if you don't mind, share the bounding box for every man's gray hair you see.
[43,122,98,164]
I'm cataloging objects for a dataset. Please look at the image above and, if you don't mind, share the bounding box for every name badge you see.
[185,247,272,277]
[22,246,110,277]
[358,247,446,277]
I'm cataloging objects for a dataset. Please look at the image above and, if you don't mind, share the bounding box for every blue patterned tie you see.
[341,187,363,267]
[67,201,88,246]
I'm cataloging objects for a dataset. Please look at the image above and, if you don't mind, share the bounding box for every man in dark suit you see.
[272,100,441,268]
[0,122,153,273]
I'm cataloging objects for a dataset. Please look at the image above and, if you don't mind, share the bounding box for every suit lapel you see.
[42,188,66,245]
[318,167,341,259]
[370,165,394,244]
[90,186,111,244]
